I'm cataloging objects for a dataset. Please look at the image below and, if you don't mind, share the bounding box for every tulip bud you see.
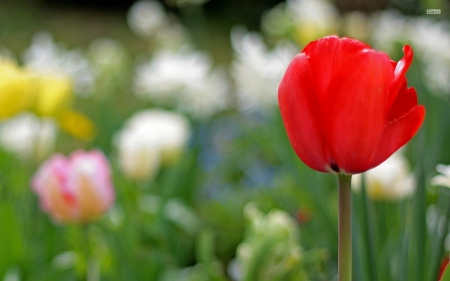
[231,203,302,280]
[114,109,190,180]
[31,150,114,224]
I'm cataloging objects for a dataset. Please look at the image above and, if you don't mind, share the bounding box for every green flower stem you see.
[83,225,99,281]
[338,174,352,281]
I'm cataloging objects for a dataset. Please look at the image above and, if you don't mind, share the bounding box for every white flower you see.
[286,0,338,29]
[88,38,126,68]
[0,112,57,162]
[133,48,229,118]
[370,11,450,96]
[87,38,129,98]
[262,0,338,46]
[127,1,168,38]
[152,22,189,50]
[230,27,297,113]
[114,109,190,180]
[370,10,407,54]
[430,164,450,188]
[353,152,416,201]
[406,17,450,63]
[406,18,450,95]
[127,0,188,49]
[22,32,95,97]
[341,11,370,40]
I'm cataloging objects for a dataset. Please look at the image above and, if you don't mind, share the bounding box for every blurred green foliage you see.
[0,0,450,280]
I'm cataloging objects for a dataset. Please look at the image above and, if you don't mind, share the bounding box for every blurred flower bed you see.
[0,0,450,280]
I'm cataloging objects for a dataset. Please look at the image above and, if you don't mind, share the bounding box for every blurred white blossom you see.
[88,38,127,69]
[127,0,189,49]
[230,28,297,113]
[133,48,229,118]
[0,112,57,162]
[127,1,168,38]
[51,251,77,269]
[341,11,371,41]
[286,0,338,30]
[262,0,338,46]
[153,22,190,50]
[353,152,416,201]
[407,18,450,95]
[371,11,450,95]
[3,267,21,281]
[430,164,450,188]
[114,109,190,180]
[370,10,408,54]
[87,38,131,99]
[22,32,95,97]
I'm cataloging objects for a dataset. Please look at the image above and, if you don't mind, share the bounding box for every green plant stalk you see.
[427,188,450,281]
[360,173,378,281]
[413,130,426,281]
[351,203,363,281]
[83,225,99,281]
[338,174,352,281]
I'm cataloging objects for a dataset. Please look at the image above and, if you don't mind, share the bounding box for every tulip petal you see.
[370,105,425,169]
[303,36,370,97]
[321,49,393,173]
[278,53,327,172]
[387,84,418,123]
[69,150,114,213]
[388,45,413,109]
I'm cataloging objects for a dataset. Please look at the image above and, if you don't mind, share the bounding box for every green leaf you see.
[441,263,450,281]
[196,227,215,265]
[0,204,25,276]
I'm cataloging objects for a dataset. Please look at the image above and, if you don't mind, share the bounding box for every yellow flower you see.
[0,60,35,119]
[58,110,96,141]
[31,74,96,141]
[0,60,95,141]
[32,74,73,117]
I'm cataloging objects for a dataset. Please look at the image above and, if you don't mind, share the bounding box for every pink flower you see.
[32,150,114,223]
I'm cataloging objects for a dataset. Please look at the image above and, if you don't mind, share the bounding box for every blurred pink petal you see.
[31,150,114,224]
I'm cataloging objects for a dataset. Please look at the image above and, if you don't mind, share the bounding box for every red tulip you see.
[278,36,425,174]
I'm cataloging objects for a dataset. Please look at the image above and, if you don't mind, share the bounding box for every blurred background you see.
[0,0,450,280]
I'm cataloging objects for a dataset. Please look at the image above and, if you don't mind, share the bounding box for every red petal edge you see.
[388,45,413,110]
[278,53,328,172]
[369,105,425,170]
